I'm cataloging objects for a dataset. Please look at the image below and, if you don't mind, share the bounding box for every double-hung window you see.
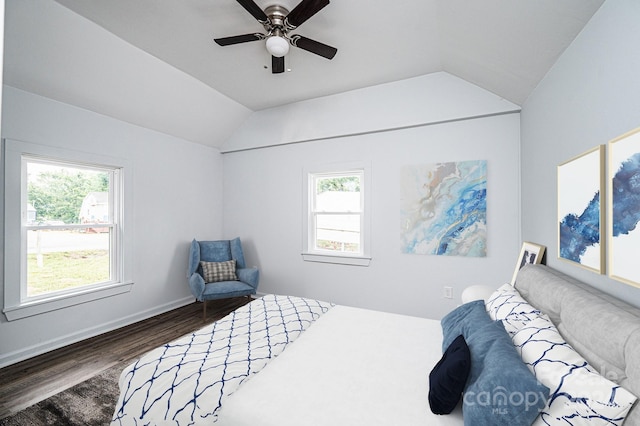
[303,163,371,266]
[3,140,133,321]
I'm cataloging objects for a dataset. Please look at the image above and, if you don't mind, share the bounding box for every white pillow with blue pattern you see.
[512,316,637,425]
[485,283,546,336]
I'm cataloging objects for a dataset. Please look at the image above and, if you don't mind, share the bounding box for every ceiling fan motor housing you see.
[264,5,289,30]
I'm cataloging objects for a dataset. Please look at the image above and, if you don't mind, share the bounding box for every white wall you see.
[222,72,519,152]
[0,86,225,367]
[521,0,640,307]
[4,0,251,149]
[223,76,522,319]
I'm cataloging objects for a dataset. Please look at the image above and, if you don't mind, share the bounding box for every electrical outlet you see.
[443,286,453,299]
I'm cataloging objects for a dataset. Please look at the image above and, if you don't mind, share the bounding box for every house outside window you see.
[3,140,133,321]
[303,162,371,266]
[25,159,115,299]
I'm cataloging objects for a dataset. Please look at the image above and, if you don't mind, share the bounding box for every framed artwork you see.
[400,160,487,257]
[608,127,640,287]
[557,145,605,273]
[510,242,545,285]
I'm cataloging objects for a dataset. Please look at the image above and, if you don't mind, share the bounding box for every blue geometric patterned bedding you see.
[110,295,333,426]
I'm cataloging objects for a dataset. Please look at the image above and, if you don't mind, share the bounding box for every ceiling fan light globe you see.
[266,36,290,57]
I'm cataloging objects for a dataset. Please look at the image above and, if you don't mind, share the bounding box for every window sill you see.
[301,253,371,266]
[3,281,133,321]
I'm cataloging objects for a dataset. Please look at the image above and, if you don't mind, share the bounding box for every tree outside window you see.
[25,159,117,299]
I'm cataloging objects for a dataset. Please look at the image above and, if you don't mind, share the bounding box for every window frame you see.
[302,162,371,266]
[3,139,133,321]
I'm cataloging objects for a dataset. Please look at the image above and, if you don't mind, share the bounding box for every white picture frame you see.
[511,242,546,285]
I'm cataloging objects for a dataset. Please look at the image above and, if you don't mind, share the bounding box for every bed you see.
[110,264,640,425]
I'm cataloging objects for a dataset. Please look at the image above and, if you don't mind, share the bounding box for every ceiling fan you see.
[214,0,337,74]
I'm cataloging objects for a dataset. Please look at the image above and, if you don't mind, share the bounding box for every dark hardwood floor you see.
[0,297,251,420]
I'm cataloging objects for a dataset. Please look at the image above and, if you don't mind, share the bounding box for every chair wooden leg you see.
[203,300,207,321]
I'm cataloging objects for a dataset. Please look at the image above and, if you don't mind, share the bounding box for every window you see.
[3,140,133,321]
[25,159,116,298]
[303,163,371,266]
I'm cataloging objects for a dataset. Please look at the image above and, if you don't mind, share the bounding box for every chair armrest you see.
[237,267,259,291]
[189,272,206,301]
[187,239,200,278]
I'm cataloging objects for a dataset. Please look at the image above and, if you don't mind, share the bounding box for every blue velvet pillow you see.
[441,300,493,350]
[429,334,471,415]
[462,321,549,426]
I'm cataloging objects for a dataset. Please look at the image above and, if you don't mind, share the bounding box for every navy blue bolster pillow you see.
[429,334,471,414]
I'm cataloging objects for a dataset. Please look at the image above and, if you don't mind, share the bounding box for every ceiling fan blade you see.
[236,0,269,23]
[285,0,330,29]
[291,35,337,60]
[214,33,264,46]
[272,56,285,74]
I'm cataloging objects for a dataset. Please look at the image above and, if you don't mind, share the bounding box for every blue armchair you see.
[188,238,259,319]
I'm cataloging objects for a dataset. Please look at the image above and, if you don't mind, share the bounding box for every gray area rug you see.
[0,361,132,426]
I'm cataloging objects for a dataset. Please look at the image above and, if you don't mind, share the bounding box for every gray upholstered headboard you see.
[515,264,640,426]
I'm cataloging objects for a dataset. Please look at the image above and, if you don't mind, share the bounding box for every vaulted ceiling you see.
[4,0,605,146]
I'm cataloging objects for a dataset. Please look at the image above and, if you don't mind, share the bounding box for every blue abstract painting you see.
[558,192,600,263]
[557,146,603,272]
[400,160,487,256]
[609,128,640,286]
[611,153,640,238]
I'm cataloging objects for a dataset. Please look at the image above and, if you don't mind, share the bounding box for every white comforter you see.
[216,304,463,425]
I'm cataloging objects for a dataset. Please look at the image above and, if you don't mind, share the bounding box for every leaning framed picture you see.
[510,242,545,285]
[557,145,605,273]
[608,127,640,287]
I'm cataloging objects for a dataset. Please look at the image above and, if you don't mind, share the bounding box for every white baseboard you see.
[0,296,195,369]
